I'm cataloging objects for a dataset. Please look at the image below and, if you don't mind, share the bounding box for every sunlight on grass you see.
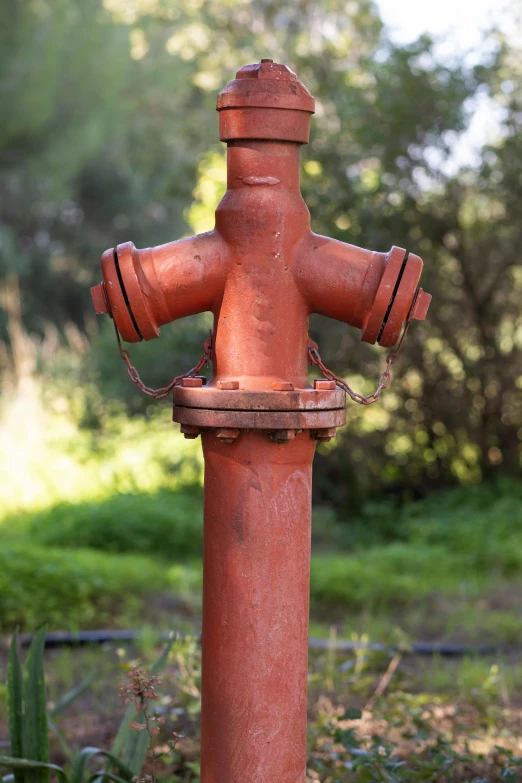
[0,381,203,517]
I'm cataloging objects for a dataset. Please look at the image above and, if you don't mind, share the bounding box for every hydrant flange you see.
[173,384,347,433]
[172,385,346,410]
[173,406,346,432]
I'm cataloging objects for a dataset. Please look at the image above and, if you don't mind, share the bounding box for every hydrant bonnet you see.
[217,59,315,143]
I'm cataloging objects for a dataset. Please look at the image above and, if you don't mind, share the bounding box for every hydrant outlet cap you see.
[217,60,315,143]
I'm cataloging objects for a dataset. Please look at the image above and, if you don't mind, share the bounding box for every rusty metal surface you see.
[116,241,160,340]
[99,248,140,342]
[90,59,432,783]
[92,60,430,395]
[173,405,346,431]
[201,430,315,783]
[173,385,346,411]
[308,287,426,405]
[113,325,212,400]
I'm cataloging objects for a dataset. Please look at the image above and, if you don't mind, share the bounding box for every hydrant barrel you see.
[201,431,315,783]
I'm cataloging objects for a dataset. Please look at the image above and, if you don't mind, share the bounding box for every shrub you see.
[0,545,201,631]
[7,489,203,559]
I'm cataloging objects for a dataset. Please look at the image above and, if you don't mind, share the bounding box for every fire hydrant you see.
[91,60,430,783]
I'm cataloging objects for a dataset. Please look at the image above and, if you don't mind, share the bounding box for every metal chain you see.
[113,321,213,400]
[112,292,418,405]
[308,308,416,406]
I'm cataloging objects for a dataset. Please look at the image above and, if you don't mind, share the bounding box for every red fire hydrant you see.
[91,60,430,783]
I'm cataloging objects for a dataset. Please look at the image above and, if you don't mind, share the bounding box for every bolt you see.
[312,427,337,443]
[180,424,201,439]
[182,377,204,388]
[215,428,240,444]
[314,379,336,391]
[272,381,294,391]
[261,58,273,63]
[271,430,296,444]
[217,380,240,390]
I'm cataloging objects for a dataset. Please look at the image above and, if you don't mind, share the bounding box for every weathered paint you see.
[201,430,315,783]
[90,59,431,783]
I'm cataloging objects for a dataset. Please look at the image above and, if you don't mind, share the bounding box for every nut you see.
[217,380,239,390]
[215,428,240,444]
[182,377,204,388]
[270,430,296,444]
[313,379,336,391]
[312,427,337,443]
[272,381,294,391]
[180,424,201,439]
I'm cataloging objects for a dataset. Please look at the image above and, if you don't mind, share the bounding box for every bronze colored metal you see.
[314,379,337,390]
[90,60,431,783]
[313,427,338,442]
[172,405,346,431]
[172,385,346,411]
[180,424,201,440]
[215,427,240,443]
[181,377,204,388]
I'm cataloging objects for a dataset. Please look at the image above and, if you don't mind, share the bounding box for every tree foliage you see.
[1,0,521,501]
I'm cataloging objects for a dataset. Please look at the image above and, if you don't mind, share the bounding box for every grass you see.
[5,488,203,558]
[2,381,521,641]
[0,545,201,630]
[0,480,521,644]
[2,635,521,782]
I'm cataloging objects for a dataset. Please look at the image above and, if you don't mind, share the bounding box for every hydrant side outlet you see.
[90,60,431,783]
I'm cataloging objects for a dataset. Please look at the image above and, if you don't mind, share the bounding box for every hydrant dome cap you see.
[217,59,315,114]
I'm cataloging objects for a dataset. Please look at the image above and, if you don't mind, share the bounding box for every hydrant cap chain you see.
[217,59,315,143]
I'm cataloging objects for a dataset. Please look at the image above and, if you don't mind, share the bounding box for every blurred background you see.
[1,0,522,776]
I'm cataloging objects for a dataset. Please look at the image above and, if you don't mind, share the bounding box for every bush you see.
[310,545,466,612]
[7,489,203,559]
[0,544,201,630]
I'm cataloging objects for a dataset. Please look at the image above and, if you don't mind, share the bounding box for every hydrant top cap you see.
[217,59,315,114]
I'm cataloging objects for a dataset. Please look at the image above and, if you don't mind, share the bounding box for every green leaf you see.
[46,719,72,763]
[0,758,67,783]
[49,673,96,719]
[22,628,49,783]
[342,707,363,720]
[109,704,149,776]
[84,774,131,783]
[149,635,176,676]
[70,748,134,783]
[7,631,24,783]
[110,634,175,775]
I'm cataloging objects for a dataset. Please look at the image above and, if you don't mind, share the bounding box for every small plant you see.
[1,629,177,783]
[118,666,182,782]
[307,704,522,782]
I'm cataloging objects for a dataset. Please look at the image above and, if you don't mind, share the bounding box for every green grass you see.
[5,488,203,559]
[5,634,520,782]
[1,479,521,636]
[0,545,201,630]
